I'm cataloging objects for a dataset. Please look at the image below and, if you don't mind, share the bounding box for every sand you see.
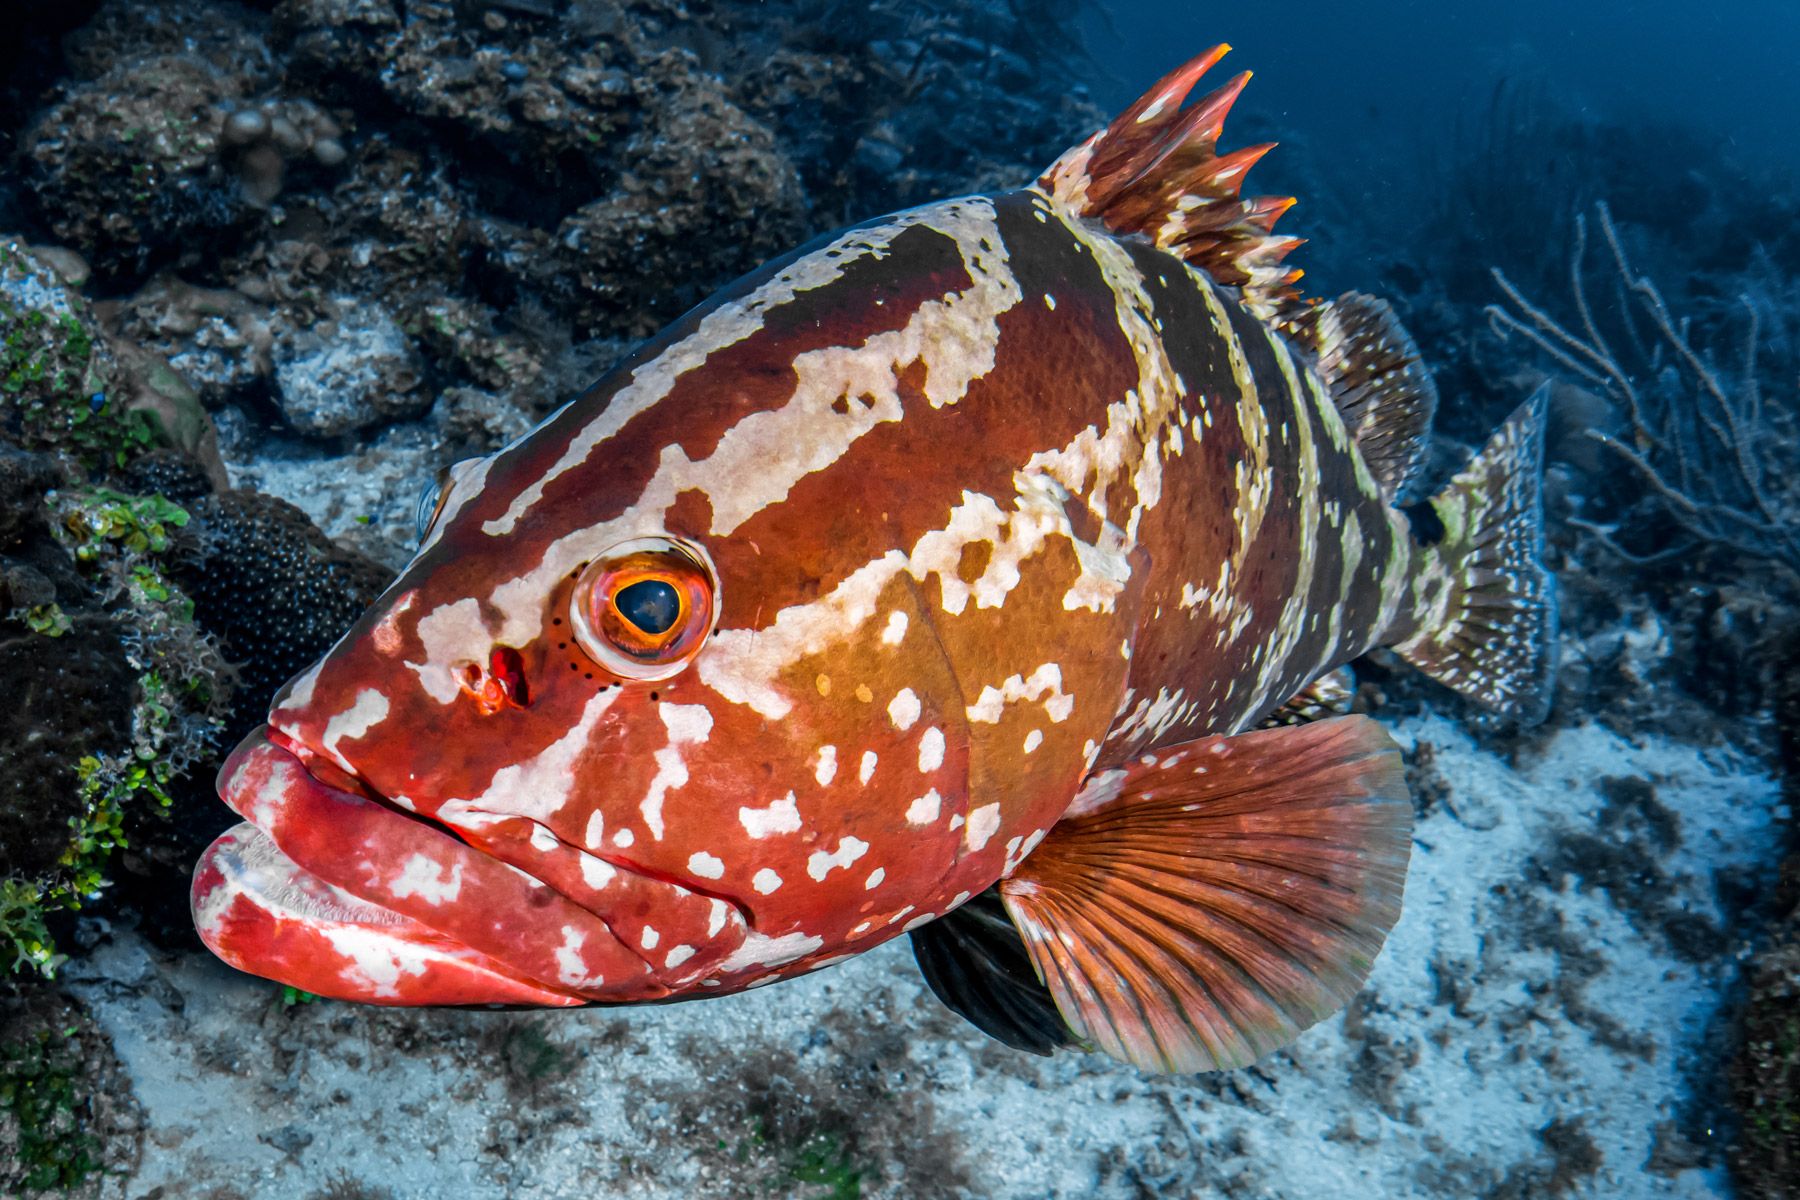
[61,714,1777,1198]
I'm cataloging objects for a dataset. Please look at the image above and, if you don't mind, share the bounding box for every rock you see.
[107,274,276,408]
[514,57,810,338]
[270,295,425,436]
[215,95,352,207]
[62,0,276,86]
[271,0,403,89]
[222,418,446,568]
[25,52,249,276]
[430,385,535,452]
[16,0,1104,475]
[1732,910,1800,1200]
[0,443,66,547]
[406,295,551,407]
[3,238,226,480]
[26,244,90,288]
[260,1122,316,1159]
[0,560,57,611]
[0,607,136,882]
[107,340,228,486]
[1729,627,1800,1200]
[1,238,136,467]
[24,1,360,275]
[117,446,217,502]
[0,990,145,1197]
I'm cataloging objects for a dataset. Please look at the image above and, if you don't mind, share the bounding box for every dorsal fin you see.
[1287,292,1440,503]
[1038,45,1304,319]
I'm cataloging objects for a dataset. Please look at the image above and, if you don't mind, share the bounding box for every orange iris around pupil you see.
[587,553,709,664]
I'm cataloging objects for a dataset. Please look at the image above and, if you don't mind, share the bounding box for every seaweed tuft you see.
[0,486,229,977]
[0,989,142,1199]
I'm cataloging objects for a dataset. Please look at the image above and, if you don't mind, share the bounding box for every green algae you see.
[0,1021,105,1193]
[0,242,159,472]
[2,488,227,978]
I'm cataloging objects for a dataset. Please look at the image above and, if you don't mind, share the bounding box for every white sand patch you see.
[64,715,1779,1198]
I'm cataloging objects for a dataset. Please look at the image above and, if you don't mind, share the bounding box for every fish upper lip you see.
[260,732,746,969]
[265,728,757,957]
[263,724,483,852]
[265,726,370,796]
[211,725,664,998]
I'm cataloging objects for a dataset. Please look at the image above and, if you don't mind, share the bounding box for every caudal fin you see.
[1393,385,1558,725]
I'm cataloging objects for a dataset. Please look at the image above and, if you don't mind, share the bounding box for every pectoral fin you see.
[999,715,1412,1074]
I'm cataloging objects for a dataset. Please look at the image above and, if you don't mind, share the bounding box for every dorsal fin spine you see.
[1039,45,1304,318]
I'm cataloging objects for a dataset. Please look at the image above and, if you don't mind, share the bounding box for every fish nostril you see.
[457,647,531,715]
[490,646,530,707]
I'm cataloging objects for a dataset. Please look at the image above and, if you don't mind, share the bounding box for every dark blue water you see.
[1086,2,1800,175]
[1079,2,1799,292]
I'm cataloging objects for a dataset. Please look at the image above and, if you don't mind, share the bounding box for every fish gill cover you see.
[0,1,1794,1198]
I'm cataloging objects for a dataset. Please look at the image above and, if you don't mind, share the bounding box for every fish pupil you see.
[616,579,680,635]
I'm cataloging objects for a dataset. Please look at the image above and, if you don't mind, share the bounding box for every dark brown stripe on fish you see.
[714,191,1140,634]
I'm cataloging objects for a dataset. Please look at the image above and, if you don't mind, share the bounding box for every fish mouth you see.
[192,727,722,1005]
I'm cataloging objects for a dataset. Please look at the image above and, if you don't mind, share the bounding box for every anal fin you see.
[1000,716,1411,1074]
[910,890,1077,1056]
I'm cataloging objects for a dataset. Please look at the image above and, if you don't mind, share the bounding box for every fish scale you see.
[193,46,1556,1074]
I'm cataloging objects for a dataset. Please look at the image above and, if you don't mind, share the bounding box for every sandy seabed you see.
[64,714,1777,1199]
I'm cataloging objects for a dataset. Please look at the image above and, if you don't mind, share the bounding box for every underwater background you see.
[0,1,1794,1197]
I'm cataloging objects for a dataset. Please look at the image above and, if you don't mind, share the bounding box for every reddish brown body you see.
[193,49,1552,1073]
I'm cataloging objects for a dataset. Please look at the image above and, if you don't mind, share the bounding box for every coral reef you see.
[14,0,1098,445]
[0,236,231,982]
[1729,627,1800,1200]
[106,483,397,950]
[0,0,1104,992]
[0,2,1104,1187]
[1,484,230,976]
[0,0,1793,1195]
[1736,886,1800,1199]
[1370,91,1800,1193]
[0,987,143,1197]
[1490,202,1800,582]
[173,488,392,732]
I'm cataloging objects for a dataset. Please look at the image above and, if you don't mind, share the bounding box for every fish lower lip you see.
[193,726,662,1003]
[192,822,586,1006]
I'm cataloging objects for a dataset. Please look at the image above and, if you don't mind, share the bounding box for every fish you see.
[190,46,1556,1073]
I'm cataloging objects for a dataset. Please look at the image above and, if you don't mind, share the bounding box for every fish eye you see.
[416,459,477,545]
[571,537,719,682]
[414,474,445,543]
